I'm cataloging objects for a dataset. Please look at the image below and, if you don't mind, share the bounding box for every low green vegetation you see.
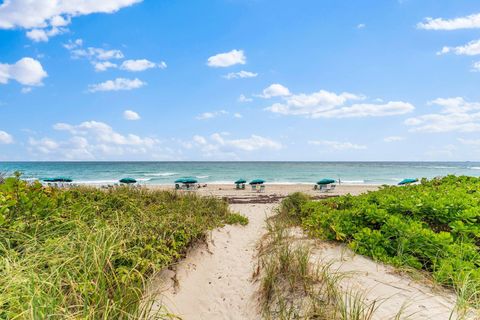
[282,176,480,309]
[0,174,247,319]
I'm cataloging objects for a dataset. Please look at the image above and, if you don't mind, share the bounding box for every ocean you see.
[1,161,480,185]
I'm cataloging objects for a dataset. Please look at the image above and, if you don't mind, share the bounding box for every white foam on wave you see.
[76,179,118,185]
[340,180,365,184]
[145,172,178,177]
[469,167,480,170]
[196,175,209,179]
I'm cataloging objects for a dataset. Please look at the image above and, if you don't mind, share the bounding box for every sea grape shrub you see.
[279,192,311,219]
[300,175,480,304]
[0,175,235,318]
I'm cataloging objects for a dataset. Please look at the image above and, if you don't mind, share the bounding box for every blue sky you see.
[1,0,480,161]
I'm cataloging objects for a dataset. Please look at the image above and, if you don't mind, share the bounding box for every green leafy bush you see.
[0,175,238,319]
[295,175,480,306]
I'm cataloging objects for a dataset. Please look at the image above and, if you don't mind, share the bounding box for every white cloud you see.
[0,0,143,41]
[196,110,228,120]
[21,87,32,94]
[0,131,13,144]
[405,97,480,133]
[234,113,242,118]
[472,61,480,72]
[383,136,404,143]
[265,88,413,118]
[120,59,166,72]
[88,78,146,92]
[223,70,257,79]
[238,94,253,103]
[260,83,291,98]
[28,137,59,153]
[193,133,282,155]
[417,13,480,30]
[458,138,480,146]
[26,26,66,42]
[0,57,47,86]
[71,47,124,60]
[308,140,367,150]
[123,110,140,120]
[357,23,366,29]
[31,120,161,159]
[94,61,118,72]
[207,49,246,68]
[438,39,480,56]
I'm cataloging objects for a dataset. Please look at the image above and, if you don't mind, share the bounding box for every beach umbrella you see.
[398,178,418,185]
[119,177,137,184]
[54,177,73,182]
[249,179,265,185]
[235,179,247,184]
[175,177,198,184]
[317,178,336,185]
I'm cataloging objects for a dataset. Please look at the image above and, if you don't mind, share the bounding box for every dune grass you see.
[255,206,384,320]
[0,174,247,319]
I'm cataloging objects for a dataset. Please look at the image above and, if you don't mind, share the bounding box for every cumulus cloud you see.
[223,70,257,79]
[260,84,291,98]
[473,61,480,72]
[207,49,246,68]
[0,57,47,86]
[120,59,167,72]
[88,78,146,92]
[265,88,414,119]
[94,61,118,72]
[308,140,367,150]
[0,0,143,41]
[234,113,242,118]
[0,131,13,144]
[193,132,282,156]
[458,138,480,146]
[196,110,228,120]
[123,110,140,120]
[383,136,404,143]
[357,23,366,29]
[405,97,480,132]
[417,13,480,30]
[438,39,480,56]
[28,120,161,159]
[238,94,253,103]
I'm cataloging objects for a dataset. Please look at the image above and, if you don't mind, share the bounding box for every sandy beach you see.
[146,184,465,320]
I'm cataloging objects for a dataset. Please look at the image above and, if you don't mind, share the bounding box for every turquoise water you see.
[1,162,480,185]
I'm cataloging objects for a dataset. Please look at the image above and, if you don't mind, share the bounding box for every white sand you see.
[311,242,462,320]
[149,203,273,319]
[147,185,469,319]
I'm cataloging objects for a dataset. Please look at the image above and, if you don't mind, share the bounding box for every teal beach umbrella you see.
[249,179,265,185]
[317,178,336,185]
[398,178,418,185]
[119,177,137,184]
[175,177,198,184]
[235,179,247,184]
[42,177,73,182]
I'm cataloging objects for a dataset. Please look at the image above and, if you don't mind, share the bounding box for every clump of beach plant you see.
[294,175,480,312]
[0,174,242,319]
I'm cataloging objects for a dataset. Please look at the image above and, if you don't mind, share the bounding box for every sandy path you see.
[149,203,274,319]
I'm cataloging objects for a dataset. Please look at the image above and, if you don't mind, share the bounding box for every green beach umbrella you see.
[398,178,418,185]
[235,179,247,184]
[175,177,198,184]
[54,177,73,182]
[249,179,265,185]
[317,178,336,185]
[42,177,57,182]
[119,177,137,184]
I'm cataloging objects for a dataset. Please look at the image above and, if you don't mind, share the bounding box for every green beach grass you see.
[0,173,247,319]
[281,176,480,311]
